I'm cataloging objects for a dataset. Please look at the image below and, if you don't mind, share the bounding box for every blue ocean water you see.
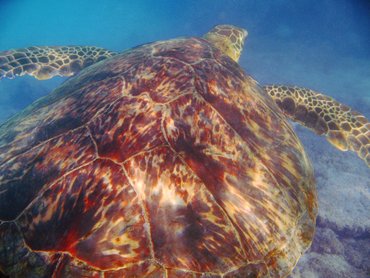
[0,0,369,277]
[1,0,369,121]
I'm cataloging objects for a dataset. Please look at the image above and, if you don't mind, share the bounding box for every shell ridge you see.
[159,110,250,270]
[120,163,157,263]
[12,158,98,223]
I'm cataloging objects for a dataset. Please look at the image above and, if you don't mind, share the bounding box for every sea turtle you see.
[0,25,369,278]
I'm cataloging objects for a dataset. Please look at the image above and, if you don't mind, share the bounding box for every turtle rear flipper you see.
[264,85,370,167]
[0,46,116,80]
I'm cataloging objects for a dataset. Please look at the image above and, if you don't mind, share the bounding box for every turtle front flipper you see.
[264,85,370,167]
[0,46,117,80]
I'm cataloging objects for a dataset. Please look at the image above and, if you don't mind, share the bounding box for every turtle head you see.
[203,24,248,63]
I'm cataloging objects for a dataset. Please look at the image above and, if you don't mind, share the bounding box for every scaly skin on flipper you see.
[0,46,117,80]
[2,24,368,277]
[264,85,370,167]
[0,28,317,277]
[0,24,246,81]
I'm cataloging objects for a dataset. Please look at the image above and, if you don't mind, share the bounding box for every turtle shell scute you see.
[0,37,316,277]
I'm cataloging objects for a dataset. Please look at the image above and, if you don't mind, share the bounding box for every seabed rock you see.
[290,127,370,278]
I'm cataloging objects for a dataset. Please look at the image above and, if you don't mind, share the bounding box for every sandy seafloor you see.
[0,0,369,277]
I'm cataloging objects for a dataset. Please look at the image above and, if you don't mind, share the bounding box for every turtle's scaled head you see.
[203,24,248,63]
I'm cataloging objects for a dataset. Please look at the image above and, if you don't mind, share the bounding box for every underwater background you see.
[0,0,369,277]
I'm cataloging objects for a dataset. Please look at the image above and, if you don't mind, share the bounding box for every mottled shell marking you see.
[0,37,316,276]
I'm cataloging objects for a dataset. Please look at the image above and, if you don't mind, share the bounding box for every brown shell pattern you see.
[0,38,317,277]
